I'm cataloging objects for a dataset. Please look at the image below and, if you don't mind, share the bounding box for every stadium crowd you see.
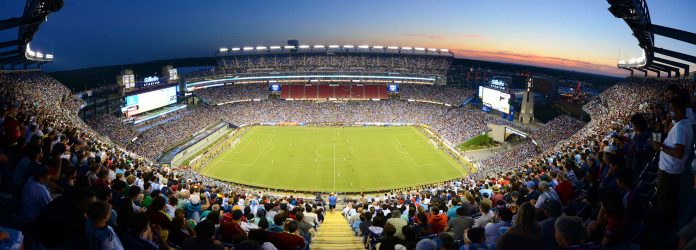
[398,85,477,106]
[217,54,452,77]
[194,84,269,105]
[1,70,696,250]
[479,116,586,175]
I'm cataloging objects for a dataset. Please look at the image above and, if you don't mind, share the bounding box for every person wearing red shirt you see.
[491,186,505,206]
[3,105,21,147]
[220,210,247,244]
[427,207,448,234]
[270,221,306,250]
[554,173,575,206]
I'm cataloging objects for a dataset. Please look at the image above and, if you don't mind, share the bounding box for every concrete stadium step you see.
[316,231,356,237]
[312,243,365,250]
[312,213,364,250]
[313,237,361,244]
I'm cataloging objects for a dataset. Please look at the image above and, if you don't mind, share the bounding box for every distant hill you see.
[451,57,622,86]
[48,57,216,91]
[48,56,621,91]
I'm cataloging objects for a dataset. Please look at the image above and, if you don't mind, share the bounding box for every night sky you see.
[1,0,694,76]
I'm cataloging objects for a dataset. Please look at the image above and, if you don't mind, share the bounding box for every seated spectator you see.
[386,209,407,239]
[86,201,124,250]
[428,206,448,234]
[121,213,169,250]
[30,188,95,248]
[535,181,560,209]
[496,232,542,250]
[267,213,286,233]
[447,206,474,242]
[145,196,172,232]
[415,238,438,250]
[168,217,194,247]
[21,165,52,222]
[115,185,143,234]
[248,229,278,250]
[539,199,563,250]
[461,227,492,250]
[269,221,306,250]
[554,216,600,250]
[182,220,223,250]
[507,202,541,240]
[379,223,404,250]
[473,202,493,228]
[221,208,248,244]
[484,207,512,245]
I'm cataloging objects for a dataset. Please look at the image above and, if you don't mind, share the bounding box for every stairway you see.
[311,212,365,250]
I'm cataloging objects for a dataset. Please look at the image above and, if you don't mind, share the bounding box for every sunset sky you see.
[1,0,694,76]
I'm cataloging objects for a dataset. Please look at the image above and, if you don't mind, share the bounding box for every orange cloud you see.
[458,34,485,39]
[401,33,444,40]
[452,49,627,77]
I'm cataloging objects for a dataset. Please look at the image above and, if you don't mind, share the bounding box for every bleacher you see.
[281,84,388,100]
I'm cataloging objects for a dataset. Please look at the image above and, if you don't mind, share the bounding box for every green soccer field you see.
[200,126,467,192]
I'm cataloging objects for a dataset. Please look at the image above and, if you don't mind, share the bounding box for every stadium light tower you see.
[519,76,535,124]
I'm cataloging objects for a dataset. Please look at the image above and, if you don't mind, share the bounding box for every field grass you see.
[456,133,498,151]
[200,126,467,192]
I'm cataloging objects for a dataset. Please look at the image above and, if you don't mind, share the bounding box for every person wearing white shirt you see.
[654,100,693,228]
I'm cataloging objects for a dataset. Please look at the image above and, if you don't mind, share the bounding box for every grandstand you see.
[2,0,696,249]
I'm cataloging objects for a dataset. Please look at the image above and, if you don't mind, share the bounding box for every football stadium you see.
[0,0,696,249]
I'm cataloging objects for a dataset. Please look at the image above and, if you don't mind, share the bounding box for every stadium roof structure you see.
[608,0,696,78]
[0,0,62,70]
[215,44,453,57]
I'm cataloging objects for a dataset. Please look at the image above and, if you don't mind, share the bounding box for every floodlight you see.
[329,45,340,48]
[243,47,254,51]
[270,46,281,49]
[36,52,43,58]
[219,48,229,52]
[428,48,437,51]
[298,45,310,49]
[284,46,296,49]
[387,46,399,50]
[343,45,354,49]
[401,47,412,50]
[415,47,425,51]
[232,47,241,51]
[440,49,449,52]
[372,46,384,49]
[358,45,369,49]
[314,45,325,49]
[46,54,54,59]
[256,46,267,50]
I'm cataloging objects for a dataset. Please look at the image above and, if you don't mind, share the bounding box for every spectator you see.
[473,202,493,228]
[379,223,404,250]
[269,221,306,250]
[447,206,474,241]
[21,165,52,222]
[653,99,693,229]
[428,206,448,234]
[461,227,492,250]
[484,207,512,245]
[507,202,541,240]
[86,201,124,250]
[554,216,600,250]
[182,220,223,250]
[539,199,563,250]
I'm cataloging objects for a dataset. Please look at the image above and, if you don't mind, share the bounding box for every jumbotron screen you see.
[479,86,511,114]
[121,86,178,116]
